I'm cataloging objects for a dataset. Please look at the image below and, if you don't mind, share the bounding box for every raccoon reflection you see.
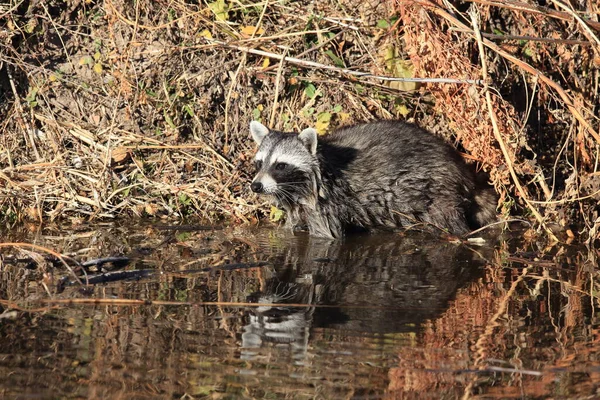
[241,281,317,363]
[249,120,497,238]
[240,233,486,362]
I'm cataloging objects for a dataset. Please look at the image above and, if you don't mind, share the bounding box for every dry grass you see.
[0,0,599,240]
[397,0,600,241]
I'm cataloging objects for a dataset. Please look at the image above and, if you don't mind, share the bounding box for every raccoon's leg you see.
[283,207,304,232]
[468,188,498,229]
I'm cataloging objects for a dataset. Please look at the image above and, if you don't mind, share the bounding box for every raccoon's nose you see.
[251,181,264,193]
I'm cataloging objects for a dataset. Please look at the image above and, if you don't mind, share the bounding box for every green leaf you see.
[377,19,390,29]
[316,112,332,134]
[395,103,410,117]
[168,8,176,22]
[302,107,315,118]
[208,0,229,22]
[176,231,191,241]
[164,112,176,129]
[304,83,318,99]
[178,193,191,206]
[93,63,103,74]
[79,55,93,66]
[183,104,195,117]
[25,88,38,105]
[324,50,344,67]
[384,46,419,91]
[269,206,284,222]
[252,107,261,121]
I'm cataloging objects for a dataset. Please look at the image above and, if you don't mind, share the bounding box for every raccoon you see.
[249,120,497,238]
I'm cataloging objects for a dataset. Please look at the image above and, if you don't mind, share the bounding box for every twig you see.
[70,269,154,285]
[469,8,557,241]
[449,28,593,45]
[0,243,85,286]
[223,55,246,148]
[68,127,108,153]
[204,38,483,85]
[323,17,361,31]
[0,0,24,19]
[462,264,530,399]
[224,0,270,146]
[122,144,234,169]
[466,218,532,237]
[6,68,40,160]
[549,0,600,53]
[484,366,543,376]
[414,0,600,145]
[37,297,456,311]
[40,3,73,66]
[105,0,212,31]
[81,256,130,268]
[294,31,344,60]
[269,48,288,127]
[462,0,600,31]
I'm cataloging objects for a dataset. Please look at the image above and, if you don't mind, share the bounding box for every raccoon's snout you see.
[251,181,264,193]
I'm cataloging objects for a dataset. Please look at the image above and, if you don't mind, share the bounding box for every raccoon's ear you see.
[298,128,318,155]
[250,121,269,145]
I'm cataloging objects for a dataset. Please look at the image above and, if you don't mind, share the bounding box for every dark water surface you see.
[0,223,599,399]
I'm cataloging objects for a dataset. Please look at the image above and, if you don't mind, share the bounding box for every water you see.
[0,223,599,399]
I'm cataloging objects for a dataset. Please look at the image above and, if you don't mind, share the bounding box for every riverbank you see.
[1,0,598,241]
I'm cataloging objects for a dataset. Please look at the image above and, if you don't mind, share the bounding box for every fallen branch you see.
[463,0,600,31]
[203,38,484,85]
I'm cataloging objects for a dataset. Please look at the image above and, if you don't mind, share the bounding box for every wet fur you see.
[251,120,497,238]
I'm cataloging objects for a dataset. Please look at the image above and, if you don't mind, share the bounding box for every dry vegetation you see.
[0,0,599,241]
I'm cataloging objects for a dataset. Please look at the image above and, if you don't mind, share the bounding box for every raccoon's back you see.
[317,121,491,234]
[322,121,462,166]
[321,121,469,187]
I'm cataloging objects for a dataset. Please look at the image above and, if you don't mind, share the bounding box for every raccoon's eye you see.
[275,162,287,171]
[254,160,263,169]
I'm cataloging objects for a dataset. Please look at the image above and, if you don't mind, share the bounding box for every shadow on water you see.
[0,223,599,399]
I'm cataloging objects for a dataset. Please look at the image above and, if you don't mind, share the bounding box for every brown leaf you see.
[240,26,264,38]
[111,147,131,164]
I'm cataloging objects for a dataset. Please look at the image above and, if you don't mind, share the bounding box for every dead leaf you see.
[111,147,131,164]
[145,204,159,216]
[199,29,213,39]
[240,26,265,37]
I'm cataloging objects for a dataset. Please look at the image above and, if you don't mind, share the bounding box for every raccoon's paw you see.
[292,223,308,233]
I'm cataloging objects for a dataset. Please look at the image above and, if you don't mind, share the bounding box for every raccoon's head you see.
[249,121,319,209]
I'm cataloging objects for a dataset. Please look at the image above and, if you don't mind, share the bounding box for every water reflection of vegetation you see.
[0,224,598,398]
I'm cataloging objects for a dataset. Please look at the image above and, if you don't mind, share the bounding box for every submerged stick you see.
[60,261,271,287]
[0,242,86,287]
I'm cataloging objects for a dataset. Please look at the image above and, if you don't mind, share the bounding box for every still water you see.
[0,223,599,399]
